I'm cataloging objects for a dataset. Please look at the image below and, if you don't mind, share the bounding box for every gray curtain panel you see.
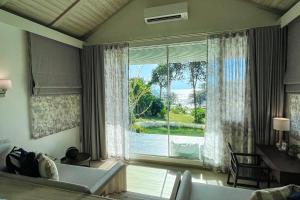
[285,16,300,92]
[28,33,81,95]
[248,26,287,145]
[81,45,107,160]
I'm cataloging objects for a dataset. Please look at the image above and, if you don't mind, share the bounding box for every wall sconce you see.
[0,79,12,97]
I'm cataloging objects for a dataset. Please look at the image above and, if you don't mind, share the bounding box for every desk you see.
[257,145,300,185]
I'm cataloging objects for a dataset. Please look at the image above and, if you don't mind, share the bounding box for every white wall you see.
[0,22,80,159]
[87,0,280,45]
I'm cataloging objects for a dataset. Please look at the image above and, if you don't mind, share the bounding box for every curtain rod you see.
[92,25,279,47]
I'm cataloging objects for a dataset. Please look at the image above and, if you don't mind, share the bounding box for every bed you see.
[0,140,126,196]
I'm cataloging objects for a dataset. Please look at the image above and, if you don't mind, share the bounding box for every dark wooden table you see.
[61,152,91,167]
[256,145,300,185]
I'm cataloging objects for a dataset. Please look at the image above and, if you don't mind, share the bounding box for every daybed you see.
[0,141,126,196]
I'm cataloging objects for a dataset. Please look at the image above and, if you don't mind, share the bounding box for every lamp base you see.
[276,142,287,151]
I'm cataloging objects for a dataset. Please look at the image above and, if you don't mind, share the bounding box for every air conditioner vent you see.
[144,2,188,24]
[146,14,182,23]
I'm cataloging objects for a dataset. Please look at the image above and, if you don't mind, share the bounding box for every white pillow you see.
[37,154,59,181]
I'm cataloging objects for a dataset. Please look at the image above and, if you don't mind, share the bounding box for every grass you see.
[133,111,205,137]
[168,112,195,123]
[142,126,204,137]
[135,112,197,124]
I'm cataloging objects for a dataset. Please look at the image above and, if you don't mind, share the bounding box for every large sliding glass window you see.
[128,41,207,160]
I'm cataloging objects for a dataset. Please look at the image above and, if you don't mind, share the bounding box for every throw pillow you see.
[37,154,59,181]
[250,185,300,200]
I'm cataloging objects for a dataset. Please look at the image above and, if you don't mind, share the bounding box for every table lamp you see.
[273,118,290,151]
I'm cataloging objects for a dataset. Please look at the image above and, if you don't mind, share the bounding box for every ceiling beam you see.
[50,0,81,27]
[0,9,83,48]
[0,0,9,7]
[280,1,300,27]
[238,0,284,15]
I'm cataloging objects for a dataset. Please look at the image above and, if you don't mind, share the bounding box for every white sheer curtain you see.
[204,32,253,171]
[104,44,129,159]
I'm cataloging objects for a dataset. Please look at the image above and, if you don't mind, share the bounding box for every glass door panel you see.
[167,42,207,160]
[128,41,208,160]
[128,46,168,156]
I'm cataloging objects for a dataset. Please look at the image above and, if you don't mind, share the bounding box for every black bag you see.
[6,147,40,177]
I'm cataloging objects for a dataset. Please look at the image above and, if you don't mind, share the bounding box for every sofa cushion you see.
[170,173,181,200]
[176,170,192,200]
[37,154,59,180]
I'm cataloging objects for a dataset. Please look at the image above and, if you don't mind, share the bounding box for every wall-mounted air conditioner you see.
[144,2,188,24]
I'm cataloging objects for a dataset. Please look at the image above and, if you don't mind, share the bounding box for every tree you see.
[150,64,168,99]
[129,78,153,118]
[150,98,164,117]
[189,90,207,107]
[150,63,184,99]
[196,90,206,106]
[186,61,207,121]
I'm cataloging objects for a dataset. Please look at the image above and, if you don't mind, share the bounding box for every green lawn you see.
[135,112,197,124]
[143,126,204,137]
[168,112,195,123]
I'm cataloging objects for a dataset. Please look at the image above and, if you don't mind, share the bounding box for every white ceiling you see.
[0,0,297,39]
[0,0,130,39]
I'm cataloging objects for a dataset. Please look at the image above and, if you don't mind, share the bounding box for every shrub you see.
[159,105,166,118]
[171,104,187,114]
[131,124,144,133]
[150,98,164,117]
[192,108,205,124]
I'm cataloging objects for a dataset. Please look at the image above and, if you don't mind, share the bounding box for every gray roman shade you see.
[285,16,300,93]
[28,33,81,95]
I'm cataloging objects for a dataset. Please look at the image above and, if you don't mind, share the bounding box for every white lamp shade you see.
[0,79,12,89]
[273,118,290,131]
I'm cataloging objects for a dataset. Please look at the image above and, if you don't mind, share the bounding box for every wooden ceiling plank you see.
[0,0,10,7]
[0,9,83,47]
[72,5,102,25]
[249,0,298,11]
[31,0,70,16]
[241,0,284,14]
[4,1,55,24]
[83,0,130,39]
[50,0,81,26]
[5,0,61,23]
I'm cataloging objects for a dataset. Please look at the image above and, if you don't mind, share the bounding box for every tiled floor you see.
[125,162,229,199]
[92,159,280,199]
[92,160,231,199]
